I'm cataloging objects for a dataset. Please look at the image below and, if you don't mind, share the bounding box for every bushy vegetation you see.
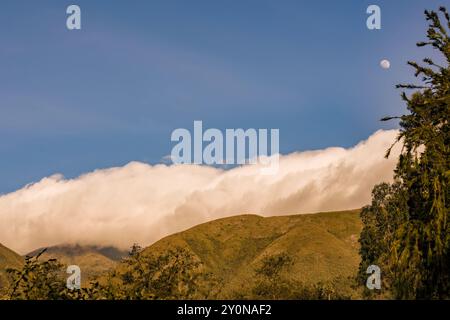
[359,7,449,299]
[3,245,216,300]
[5,249,94,300]
[2,248,354,300]
[92,244,219,300]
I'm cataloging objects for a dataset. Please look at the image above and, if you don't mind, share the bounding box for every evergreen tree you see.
[360,7,449,299]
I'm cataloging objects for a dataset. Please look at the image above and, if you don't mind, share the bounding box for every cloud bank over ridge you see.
[0,130,401,254]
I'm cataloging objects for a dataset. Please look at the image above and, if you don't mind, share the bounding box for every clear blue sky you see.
[0,0,445,193]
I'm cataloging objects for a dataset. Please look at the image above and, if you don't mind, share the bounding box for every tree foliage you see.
[6,249,95,300]
[359,7,450,299]
[4,245,216,300]
[96,244,216,300]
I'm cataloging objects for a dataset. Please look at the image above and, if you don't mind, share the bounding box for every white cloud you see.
[0,129,401,254]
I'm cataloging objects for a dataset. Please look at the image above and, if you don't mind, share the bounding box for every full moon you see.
[380,59,391,69]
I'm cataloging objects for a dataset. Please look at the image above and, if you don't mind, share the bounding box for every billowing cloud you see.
[0,130,401,254]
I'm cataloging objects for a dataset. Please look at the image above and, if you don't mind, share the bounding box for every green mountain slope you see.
[0,244,23,290]
[26,245,127,285]
[143,209,362,298]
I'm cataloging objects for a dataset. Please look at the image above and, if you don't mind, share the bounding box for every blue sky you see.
[0,0,445,193]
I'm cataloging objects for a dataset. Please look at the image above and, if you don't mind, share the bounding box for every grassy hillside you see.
[26,245,127,285]
[142,209,362,298]
[0,244,23,291]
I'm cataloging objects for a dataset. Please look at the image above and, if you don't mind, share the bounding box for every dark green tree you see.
[358,182,408,298]
[360,7,449,299]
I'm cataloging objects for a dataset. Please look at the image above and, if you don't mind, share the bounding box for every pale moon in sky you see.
[380,59,391,69]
